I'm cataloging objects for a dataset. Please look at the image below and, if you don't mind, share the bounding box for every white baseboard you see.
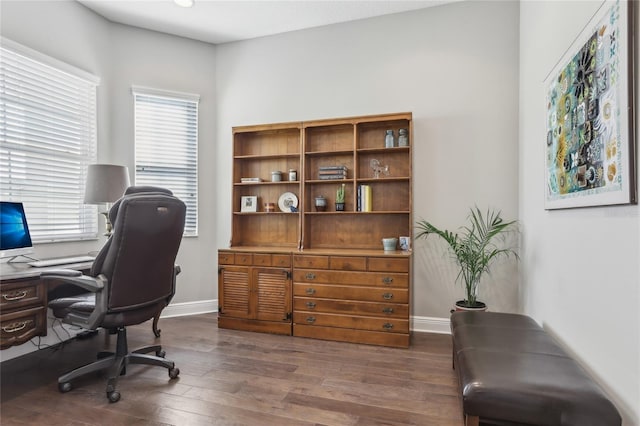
[160,299,218,318]
[411,315,451,334]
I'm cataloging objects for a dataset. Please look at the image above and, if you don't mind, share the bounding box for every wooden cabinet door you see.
[219,266,251,319]
[253,267,291,322]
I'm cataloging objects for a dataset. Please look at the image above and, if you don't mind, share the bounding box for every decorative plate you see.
[278,192,298,212]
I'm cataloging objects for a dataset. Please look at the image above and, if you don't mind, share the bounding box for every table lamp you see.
[84,164,130,236]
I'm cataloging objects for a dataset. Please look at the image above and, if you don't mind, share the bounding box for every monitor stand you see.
[6,254,38,263]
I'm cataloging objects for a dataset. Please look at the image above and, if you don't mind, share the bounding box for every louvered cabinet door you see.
[253,268,291,322]
[219,266,251,319]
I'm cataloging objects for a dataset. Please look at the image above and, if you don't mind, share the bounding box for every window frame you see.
[132,85,199,237]
[0,37,100,243]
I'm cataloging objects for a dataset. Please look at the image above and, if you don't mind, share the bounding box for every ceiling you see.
[77,0,455,45]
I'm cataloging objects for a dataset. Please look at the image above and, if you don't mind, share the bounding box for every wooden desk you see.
[0,260,93,349]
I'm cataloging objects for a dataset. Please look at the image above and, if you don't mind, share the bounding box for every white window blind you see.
[0,38,99,242]
[133,86,198,236]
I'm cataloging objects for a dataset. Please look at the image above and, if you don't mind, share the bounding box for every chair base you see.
[58,326,179,402]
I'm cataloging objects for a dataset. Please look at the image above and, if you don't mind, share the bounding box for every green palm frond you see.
[415,206,518,306]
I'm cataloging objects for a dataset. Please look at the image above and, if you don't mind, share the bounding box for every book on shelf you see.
[318,175,347,180]
[319,165,347,171]
[318,166,347,180]
[318,169,347,176]
[357,184,372,212]
[240,177,262,183]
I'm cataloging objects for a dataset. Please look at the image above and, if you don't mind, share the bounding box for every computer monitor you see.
[0,201,34,260]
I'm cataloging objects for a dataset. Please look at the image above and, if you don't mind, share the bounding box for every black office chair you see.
[42,187,186,403]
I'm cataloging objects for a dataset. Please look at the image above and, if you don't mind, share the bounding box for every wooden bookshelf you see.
[219,113,413,346]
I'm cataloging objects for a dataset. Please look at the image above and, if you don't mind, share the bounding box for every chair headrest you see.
[109,186,174,225]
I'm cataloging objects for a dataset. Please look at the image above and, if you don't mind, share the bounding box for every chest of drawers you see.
[292,253,410,348]
[0,277,47,349]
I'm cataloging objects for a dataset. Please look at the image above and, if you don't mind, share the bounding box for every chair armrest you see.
[41,270,104,293]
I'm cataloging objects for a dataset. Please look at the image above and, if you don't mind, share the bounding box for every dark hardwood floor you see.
[1,314,464,425]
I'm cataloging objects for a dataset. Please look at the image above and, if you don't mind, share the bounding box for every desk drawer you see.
[293,255,329,269]
[0,306,47,349]
[294,269,408,288]
[294,297,408,318]
[293,283,408,303]
[0,279,45,312]
[368,257,410,272]
[293,311,409,333]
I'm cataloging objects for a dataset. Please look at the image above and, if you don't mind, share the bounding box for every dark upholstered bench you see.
[450,311,621,426]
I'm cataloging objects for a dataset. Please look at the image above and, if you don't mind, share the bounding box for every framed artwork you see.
[544,0,636,209]
[240,196,257,213]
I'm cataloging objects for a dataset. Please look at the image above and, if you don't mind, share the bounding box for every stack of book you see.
[318,166,347,180]
[240,177,262,183]
[357,184,372,212]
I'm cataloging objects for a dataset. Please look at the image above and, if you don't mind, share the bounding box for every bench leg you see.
[465,415,479,426]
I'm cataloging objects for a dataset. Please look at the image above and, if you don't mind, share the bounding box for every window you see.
[132,86,198,236]
[0,38,99,242]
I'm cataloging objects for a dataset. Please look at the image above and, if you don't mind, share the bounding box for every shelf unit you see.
[302,114,412,250]
[230,122,302,249]
[219,113,413,347]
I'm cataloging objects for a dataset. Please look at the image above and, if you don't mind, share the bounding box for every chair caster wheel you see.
[107,390,121,403]
[156,350,166,358]
[59,382,72,393]
[169,367,180,379]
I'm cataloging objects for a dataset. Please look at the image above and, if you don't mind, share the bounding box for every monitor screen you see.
[0,201,34,258]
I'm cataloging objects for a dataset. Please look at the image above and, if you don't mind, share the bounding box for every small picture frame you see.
[240,196,257,213]
[399,236,411,251]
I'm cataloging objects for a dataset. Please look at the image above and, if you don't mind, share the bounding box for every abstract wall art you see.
[545,0,636,209]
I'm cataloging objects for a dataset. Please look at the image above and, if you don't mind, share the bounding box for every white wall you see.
[1,0,111,261]
[108,23,217,305]
[519,1,640,424]
[0,0,217,360]
[215,1,521,319]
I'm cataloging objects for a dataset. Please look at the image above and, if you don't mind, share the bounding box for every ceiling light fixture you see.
[173,0,194,8]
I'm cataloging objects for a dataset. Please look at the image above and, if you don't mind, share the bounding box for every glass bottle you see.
[398,129,409,147]
[385,130,395,148]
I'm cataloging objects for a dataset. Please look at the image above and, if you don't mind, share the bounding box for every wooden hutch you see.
[218,112,413,348]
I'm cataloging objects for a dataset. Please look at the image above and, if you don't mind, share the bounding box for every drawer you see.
[294,269,408,288]
[0,306,47,349]
[293,255,329,269]
[218,252,235,265]
[329,256,366,271]
[253,253,272,266]
[294,297,408,318]
[235,253,253,265]
[0,279,45,312]
[368,257,410,272]
[272,254,291,267]
[294,283,408,303]
[293,312,409,334]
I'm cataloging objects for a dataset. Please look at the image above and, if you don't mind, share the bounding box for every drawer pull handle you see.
[2,321,30,333]
[305,273,316,280]
[383,323,394,330]
[306,302,316,309]
[306,316,316,323]
[305,288,316,295]
[382,277,394,285]
[2,291,27,301]
[382,307,395,314]
[382,293,393,300]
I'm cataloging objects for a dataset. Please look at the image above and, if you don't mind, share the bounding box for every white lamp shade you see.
[84,164,131,204]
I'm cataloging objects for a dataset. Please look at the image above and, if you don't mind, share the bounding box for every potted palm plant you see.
[415,206,518,311]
